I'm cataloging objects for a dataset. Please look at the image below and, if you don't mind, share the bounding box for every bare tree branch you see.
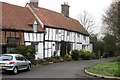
[78,11,96,35]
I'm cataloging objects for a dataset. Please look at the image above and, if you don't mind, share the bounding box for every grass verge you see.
[86,60,120,77]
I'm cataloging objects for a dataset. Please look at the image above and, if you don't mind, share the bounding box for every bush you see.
[53,56,64,62]
[91,52,97,59]
[80,49,92,60]
[64,54,72,61]
[10,45,36,63]
[71,50,80,60]
[49,57,60,63]
[32,59,48,65]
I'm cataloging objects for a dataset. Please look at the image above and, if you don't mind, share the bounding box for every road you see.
[2,57,117,78]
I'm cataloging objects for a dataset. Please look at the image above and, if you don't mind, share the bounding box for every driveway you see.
[2,57,117,78]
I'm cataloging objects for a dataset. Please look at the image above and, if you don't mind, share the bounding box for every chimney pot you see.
[30,0,39,8]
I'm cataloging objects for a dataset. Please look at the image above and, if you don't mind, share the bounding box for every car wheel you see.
[27,64,31,71]
[13,67,18,74]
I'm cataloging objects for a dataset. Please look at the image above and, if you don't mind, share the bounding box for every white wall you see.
[24,32,44,59]
[44,27,92,58]
[24,28,92,59]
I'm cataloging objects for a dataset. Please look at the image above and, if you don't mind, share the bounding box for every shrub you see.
[91,52,97,59]
[32,59,48,65]
[38,59,48,65]
[10,45,36,63]
[71,50,80,60]
[53,56,64,62]
[49,57,60,63]
[80,49,92,60]
[64,54,72,61]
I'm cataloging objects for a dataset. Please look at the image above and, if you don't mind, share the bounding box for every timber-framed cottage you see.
[0,0,93,59]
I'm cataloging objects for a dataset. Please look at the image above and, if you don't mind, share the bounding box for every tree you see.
[103,1,120,56]
[78,11,96,35]
[103,2,119,36]
[103,34,117,57]
[90,35,104,57]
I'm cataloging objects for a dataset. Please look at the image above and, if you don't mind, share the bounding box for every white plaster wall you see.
[64,31,67,41]
[24,33,44,59]
[25,42,31,45]
[89,43,93,52]
[44,28,92,58]
[35,43,43,59]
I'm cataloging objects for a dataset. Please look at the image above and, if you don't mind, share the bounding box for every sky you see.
[0,0,113,35]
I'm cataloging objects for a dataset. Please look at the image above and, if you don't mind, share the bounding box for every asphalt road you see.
[2,57,117,79]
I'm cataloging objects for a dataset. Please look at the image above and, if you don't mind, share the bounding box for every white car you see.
[0,54,31,74]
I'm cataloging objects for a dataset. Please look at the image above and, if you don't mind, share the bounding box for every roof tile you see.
[29,4,89,35]
[1,2,44,32]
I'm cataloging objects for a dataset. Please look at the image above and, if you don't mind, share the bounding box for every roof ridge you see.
[38,7,76,20]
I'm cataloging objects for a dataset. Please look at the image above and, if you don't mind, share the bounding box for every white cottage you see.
[1,0,93,59]
[26,0,92,59]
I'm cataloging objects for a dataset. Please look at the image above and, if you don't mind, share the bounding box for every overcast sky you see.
[0,0,113,35]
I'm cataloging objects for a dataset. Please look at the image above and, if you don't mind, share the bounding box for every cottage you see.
[0,0,93,59]
[0,2,44,59]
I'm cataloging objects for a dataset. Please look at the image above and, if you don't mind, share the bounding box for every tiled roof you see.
[29,4,89,35]
[1,2,44,32]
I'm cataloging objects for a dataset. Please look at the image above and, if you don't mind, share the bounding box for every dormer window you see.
[33,21,38,32]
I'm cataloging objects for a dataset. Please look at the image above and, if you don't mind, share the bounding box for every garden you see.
[10,45,99,67]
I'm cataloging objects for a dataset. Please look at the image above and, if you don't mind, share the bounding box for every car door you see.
[15,55,24,70]
[20,56,28,69]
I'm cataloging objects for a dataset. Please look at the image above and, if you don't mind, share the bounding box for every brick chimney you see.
[30,0,39,8]
[61,2,70,18]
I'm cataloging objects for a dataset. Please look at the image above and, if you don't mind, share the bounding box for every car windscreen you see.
[0,55,13,61]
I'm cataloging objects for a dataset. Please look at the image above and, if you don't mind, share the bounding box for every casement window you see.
[7,37,19,45]
[67,31,70,36]
[56,29,58,34]
[82,45,86,50]
[6,47,15,53]
[77,33,79,37]
[55,42,60,50]
[33,21,38,32]
[83,36,86,41]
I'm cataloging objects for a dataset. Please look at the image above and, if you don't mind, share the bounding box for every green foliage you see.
[10,45,36,63]
[53,56,64,62]
[103,34,117,57]
[49,57,60,63]
[64,54,72,61]
[71,50,80,60]
[80,49,92,60]
[103,1,120,57]
[33,59,48,65]
[90,36,104,57]
[103,2,119,36]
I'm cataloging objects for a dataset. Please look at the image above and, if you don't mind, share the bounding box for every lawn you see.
[86,60,120,77]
